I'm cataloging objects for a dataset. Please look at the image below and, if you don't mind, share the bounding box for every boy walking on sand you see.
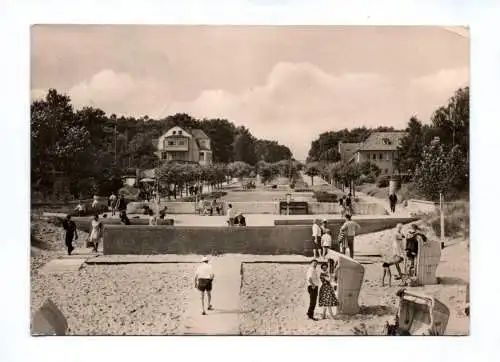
[195,256,215,315]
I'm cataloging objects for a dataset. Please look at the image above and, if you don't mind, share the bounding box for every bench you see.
[279,201,308,215]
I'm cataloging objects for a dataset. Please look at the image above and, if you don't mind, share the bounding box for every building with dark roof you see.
[156,126,213,165]
[348,131,407,175]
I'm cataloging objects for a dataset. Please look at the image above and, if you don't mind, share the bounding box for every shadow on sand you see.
[358,304,394,317]
[437,276,468,285]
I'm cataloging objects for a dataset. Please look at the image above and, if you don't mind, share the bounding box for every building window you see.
[168,141,175,146]
[372,154,376,160]
[385,169,388,174]
[379,153,383,160]
[386,153,390,161]
[199,152,204,160]
[173,131,177,135]
[382,138,391,145]
[178,140,185,145]
[179,130,182,135]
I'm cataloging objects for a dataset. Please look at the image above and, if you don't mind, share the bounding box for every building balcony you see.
[161,144,189,152]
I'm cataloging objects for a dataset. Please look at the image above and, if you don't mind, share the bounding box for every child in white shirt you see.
[321,229,332,258]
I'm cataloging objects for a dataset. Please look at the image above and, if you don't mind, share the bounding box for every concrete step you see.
[180,257,242,335]
[38,258,86,276]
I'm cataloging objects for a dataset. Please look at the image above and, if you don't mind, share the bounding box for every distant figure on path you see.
[389,193,397,213]
[159,206,168,219]
[226,203,234,226]
[234,212,246,226]
[119,210,131,225]
[318,263,338,319]
[91,194,99,209]
[109,192,117,216]
[88,214,103,253]
[321,228,332,257]
[339,214,361,258]
[195,256,215,315]
[306,259,320,321]
[116,195,127,213]
[339,196,346,217]
[345,193,353,215]
[62,215,78,255]
[311,219,322,259]
[382,223,405,286]
[148,209,158,226]
[198,198,204,215]
[74,201,85,216]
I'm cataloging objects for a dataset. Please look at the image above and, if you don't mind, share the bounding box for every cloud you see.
[411,66,469,95]
[165,62,469,160]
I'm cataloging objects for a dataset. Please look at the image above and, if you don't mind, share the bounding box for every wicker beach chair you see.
[393,289,450,335]
[326,250,365,315]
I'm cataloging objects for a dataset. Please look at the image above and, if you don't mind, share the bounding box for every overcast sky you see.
[31,25,469,160]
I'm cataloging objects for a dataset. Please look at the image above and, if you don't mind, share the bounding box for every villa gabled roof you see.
[357,132,407,151]
[191,128,209,139]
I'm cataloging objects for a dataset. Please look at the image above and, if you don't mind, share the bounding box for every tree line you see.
[31,89,293,199]
[304,87,469,201]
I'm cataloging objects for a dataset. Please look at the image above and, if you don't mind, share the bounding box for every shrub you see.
[313,191,338,203]
[424,200,469,238]
[181,191,228,202]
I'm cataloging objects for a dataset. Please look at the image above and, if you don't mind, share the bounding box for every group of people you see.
[381,223,427,286]
[226,203,246,226]
[108,193,127,216]
[338,193,354,217]
[311,215,361,259]
[62,213,104,255]
[197,198,223,216]
[306,258,339,320]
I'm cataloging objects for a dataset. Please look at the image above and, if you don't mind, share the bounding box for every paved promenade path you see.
[180,255,242,335]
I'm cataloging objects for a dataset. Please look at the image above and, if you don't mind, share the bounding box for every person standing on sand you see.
[318,263,338,319]
[321,228,333,257]
[389,193,397,213]
[62,215,78,255]
[339,214,361,258]
[88,214,103,253]
[306,259,320,321]
[195,256,215,315]
[311,219,322,259]
[382,223,405,286]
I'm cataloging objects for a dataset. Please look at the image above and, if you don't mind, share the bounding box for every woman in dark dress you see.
[318,263,338,319]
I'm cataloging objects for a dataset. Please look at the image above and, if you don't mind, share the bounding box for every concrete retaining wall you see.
[70,217,174,233]
[103,225,312,255]
[128,200,387,215]
[102,217,411,255]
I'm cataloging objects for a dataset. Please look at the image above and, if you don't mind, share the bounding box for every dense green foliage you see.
[32,89,293,199]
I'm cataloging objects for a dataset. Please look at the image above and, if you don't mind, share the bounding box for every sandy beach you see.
[31,217,468,335]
